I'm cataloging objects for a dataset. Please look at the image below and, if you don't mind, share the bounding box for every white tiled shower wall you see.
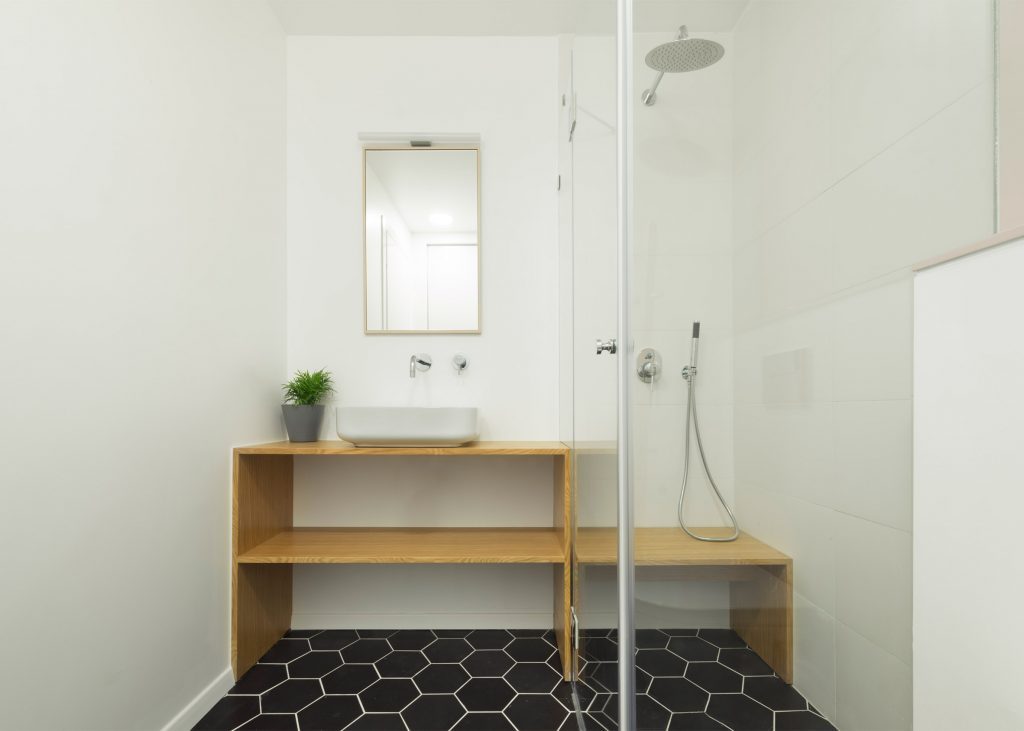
[731,1,995,727]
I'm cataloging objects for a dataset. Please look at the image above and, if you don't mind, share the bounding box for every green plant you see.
[282,368,335,406]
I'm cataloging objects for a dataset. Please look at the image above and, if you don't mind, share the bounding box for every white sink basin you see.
[336,407,479,447]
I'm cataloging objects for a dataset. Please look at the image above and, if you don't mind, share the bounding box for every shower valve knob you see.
[595,339,617,355]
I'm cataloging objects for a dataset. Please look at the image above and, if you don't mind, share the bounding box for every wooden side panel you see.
[232,452,293,679]
[553,453,573,680]
[730,562,793,683]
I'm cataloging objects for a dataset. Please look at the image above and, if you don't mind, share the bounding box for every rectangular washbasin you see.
[336,407,479,447]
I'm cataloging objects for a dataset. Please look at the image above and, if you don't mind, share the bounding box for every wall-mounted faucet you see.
[409,353,432,378]
[452,353,468,375]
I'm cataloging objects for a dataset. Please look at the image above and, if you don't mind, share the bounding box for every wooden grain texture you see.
[232,453,293,679]
[575,527,791,566]
[731,563,793,683]
[235,440,569,456]
[552,454,572,679]
[237,527,566,564]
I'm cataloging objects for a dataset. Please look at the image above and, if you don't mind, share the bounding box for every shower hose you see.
[677,337,740,542]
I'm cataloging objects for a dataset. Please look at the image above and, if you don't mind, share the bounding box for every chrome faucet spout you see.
[409,353,432,378]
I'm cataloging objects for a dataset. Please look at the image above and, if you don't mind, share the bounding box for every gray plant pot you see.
[282,404,325,442]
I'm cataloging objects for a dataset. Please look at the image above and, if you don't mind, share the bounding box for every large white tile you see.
[834,512,912,664]
[836,622,912,731]
[833,399,912,531]
[793,593,837,723]
[830,84,995,291]
[830,276,913,401]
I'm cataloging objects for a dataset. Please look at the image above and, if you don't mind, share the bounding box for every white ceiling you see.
[268,0,751,36]
[368,149,478,235]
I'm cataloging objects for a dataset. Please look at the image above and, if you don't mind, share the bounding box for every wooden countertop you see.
[235,440,569,456]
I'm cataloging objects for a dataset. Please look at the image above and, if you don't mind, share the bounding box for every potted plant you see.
[281,368,335,442]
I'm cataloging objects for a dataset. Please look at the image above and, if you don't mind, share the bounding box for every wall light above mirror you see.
[363,144,480,334]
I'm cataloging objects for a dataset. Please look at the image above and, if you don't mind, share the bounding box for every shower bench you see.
[575,527,793,683]
[231,440,572,682]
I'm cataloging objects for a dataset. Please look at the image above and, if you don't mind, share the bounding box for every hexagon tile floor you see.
[194,628,838,731]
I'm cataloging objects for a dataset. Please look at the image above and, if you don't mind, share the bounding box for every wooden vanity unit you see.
[231,440,572,681]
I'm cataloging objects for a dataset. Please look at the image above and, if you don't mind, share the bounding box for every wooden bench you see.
[575,527,793,683]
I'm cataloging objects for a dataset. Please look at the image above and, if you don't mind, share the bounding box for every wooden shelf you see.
[235,440,569,456]
[576,527,791,566]
[238,527,567,564]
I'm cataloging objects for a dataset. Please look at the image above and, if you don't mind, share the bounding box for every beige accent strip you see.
[913,224,1024,272]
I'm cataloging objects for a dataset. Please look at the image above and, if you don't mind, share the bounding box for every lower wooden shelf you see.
[238,527,567,564]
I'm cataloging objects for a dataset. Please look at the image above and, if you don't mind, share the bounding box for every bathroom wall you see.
[731,1,995,727]
[913,234,1024,731]
[0,2,287,729]
[286,36,561,627]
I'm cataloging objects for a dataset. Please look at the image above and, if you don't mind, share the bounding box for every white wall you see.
[0,2,286,729]
[913,236,1024,731]
[731,1,995,727]
[286,36,560,627]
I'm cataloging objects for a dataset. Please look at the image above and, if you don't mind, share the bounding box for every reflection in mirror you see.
[364,147,480,333]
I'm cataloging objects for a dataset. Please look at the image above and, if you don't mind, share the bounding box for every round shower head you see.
[645,36,724,73]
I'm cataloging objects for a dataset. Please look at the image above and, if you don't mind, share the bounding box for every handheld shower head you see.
[692,321,701,339]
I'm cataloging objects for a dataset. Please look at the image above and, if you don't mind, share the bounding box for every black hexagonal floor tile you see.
[452,712,516,730]
[466,629,513,649]
[636,668,654,694]
[696,629,746,649]
[668,712,729,730]
[310,630,358,650]
[504,662,562,693]
[667,637,718,662]
[582,628,612,638]
[228,663,286,695]
[506,637,556,662]
[341,639,392,664]
[389,629,436,651]
[718,648,774,676]
[635,649,688,677]
[359,678,419,712]
[462,649,514,677]
[345,713,407,730]
[288,651,343,679]
[423,638,473,663]
[583,637,619,662]
[456,677,516,712]
[433,629,472,638]
[401,694,466,730]
[261,679,323,714]
[636,629,669,649]
[505,694,570,730]
[260,639,310,664]
[707,693,774,731]
[587,662,653,694]
[321,664,379,694]
[376,650,429,678]
[296,695,362,731]
[662,628,698,636]
[357,629,396,639]
[774,710,838,730]
[637,694,671,730]
[194,695,259,730]
[414,662,471,693]
[510,629,547,637]
[685,661,742,693]
[647,677,709,713]
[236,713,298,730]
[744,675,808,711]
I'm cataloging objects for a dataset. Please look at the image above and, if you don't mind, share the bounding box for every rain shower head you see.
[641,26,724,106]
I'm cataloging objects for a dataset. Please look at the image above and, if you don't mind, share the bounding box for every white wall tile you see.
[834,512,912,664]
[835,622,912,731]
[832,400,912,531]
[793,593,837,723]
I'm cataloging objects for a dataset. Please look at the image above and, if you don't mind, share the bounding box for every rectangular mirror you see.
[364,145,480,333]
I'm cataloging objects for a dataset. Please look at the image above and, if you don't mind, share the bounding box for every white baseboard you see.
[161,666,234,731]
[291,612,554,630]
